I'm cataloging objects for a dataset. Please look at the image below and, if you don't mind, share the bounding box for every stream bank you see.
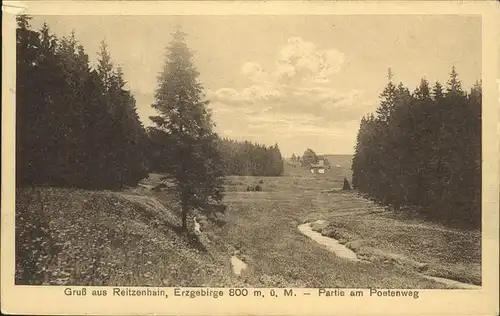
[298,221,481,290]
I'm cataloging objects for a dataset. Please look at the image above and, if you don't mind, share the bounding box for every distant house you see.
[310,160,326,174]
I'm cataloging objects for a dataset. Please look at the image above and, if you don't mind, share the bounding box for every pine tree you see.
[352,116,367,190]
[96,43,149,187]
[351,66,481,228]
[149,27,225,230]
[432,81,444,100]
[213,138,285,176]
[410,78,434,206]
[16,15,43,186]
[342,177,351,190]
[273,144,285,175]
[15,17,148,190]
[446,65,463,96]
[376,68,397,124]
[97,41,114,93]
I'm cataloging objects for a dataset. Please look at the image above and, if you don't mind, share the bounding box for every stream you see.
[297,222,360,262]
[298,221,481,289]
[231,256,248,276]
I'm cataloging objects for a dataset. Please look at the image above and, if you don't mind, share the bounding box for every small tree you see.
[342,177,351,191]
[301,149,318,167]
[149,27,225,230]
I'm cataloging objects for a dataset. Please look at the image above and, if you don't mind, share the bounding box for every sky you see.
[31,15,481,156]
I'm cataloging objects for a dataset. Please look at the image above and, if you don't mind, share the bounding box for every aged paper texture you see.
[2,1,499,315]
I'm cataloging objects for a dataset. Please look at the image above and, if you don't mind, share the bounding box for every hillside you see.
[322,154,353,181]
[15,186,240,287]
[285,154,353,182]
[16,170,480,288]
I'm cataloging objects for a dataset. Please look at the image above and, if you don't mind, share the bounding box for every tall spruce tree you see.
[97,41,114,93]
[96,42,149,187]
[352,66,481,228]
[16,15,43,186]
[149,27,225,230]
[16,17,148,189]
[376,68,397,124]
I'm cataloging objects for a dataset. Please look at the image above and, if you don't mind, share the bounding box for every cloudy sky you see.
[31,15,481,156]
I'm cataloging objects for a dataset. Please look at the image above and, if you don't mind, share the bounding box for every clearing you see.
[15,158,481,288]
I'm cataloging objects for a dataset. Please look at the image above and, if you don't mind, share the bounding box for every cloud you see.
[209,37,367,119]
[276,37,345,85]
[237,37,345,88]
[241,62,269,83]
[207,36,369,154]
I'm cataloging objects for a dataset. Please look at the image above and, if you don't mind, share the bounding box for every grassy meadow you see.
[15,155,480,288]
[15,187,238,287]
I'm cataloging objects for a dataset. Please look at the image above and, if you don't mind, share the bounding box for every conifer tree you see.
[97,41,114,93]
[96,42,149,187]
[352,66,481,228]
[342,177,351,190]
[16,15,44,185]
[149,27,225,230]
[211,138,285,176]
[376,68,397,124]
[16,17,148,189]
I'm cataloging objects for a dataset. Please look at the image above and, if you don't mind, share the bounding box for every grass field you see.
[15,187,238,287]
[15,155,481,288]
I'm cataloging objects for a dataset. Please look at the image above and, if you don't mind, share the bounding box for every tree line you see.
[16,15,149,189]
[16,17,285,194]
[216,138,284,176]
[16,18,286,228]
[290,149,330,168]
[352,68,481,228]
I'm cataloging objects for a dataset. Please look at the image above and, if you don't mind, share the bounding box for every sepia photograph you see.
[2,1,499,315]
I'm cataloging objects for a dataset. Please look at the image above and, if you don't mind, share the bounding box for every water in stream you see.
[298,221,360,262]
[231,256,248,276]
[297,221,481,289]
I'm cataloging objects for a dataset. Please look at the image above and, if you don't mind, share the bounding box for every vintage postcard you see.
[1,1,499,315]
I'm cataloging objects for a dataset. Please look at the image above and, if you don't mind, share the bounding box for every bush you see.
[342,178,351,191]
[254,184,262,192]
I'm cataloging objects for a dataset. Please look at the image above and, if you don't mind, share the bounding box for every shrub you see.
[342,178,351,191]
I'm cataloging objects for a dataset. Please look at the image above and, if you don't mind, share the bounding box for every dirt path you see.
[111,191,180,225]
